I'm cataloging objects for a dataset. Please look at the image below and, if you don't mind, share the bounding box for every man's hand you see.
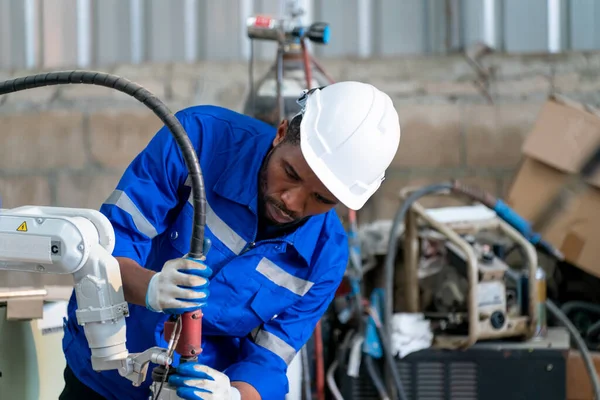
[168,363,241,400]
[145,254,212,314]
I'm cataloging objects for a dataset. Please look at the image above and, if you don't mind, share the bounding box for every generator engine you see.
[417,228,534,345]
[400,196,540,349]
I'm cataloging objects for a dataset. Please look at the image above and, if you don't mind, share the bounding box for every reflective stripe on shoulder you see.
[257,258,314,296]
[104,190,158,239]
[252,328,296,365]
[185,178,247,255]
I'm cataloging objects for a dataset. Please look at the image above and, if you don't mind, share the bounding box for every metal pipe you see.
[547,0,562,53]
[483,0,498,49]
[183,0,198,63]
[76,0,92,68]
[24,0,39,69]
[403,208,420,312]
[129,0,144,64]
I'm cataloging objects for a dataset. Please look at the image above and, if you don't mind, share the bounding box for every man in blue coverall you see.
[59,81,401,400]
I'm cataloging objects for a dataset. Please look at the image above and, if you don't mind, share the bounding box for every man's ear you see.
[273,119,289,147]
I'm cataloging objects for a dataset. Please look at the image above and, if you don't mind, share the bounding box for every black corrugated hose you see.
[0,70,207,258]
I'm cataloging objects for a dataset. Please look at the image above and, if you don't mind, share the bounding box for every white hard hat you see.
[297,81,401,210]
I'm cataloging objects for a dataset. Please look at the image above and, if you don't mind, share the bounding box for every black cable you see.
[364,355,390,400]
[561,301,600,317]
[0,70,206,258]
[375,322,408,400]
[586,319,600,343]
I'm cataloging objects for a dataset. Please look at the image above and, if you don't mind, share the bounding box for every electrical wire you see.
[325,360,344,400]
[325,328,357,399]
[367,306,408,400]
[546,299,600,400]
[153,316,183,400]
[365,355,390,400]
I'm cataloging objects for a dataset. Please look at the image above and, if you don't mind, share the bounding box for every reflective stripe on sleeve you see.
[251,329,297,365]
[104,190,158,238]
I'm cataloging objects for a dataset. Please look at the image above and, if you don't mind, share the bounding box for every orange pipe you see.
[301,38,313,89]
[310,55,336,85]
[302,36,325,400]
[314,321,325,400]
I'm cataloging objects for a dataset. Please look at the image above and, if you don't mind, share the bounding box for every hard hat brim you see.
[299,116,379,211]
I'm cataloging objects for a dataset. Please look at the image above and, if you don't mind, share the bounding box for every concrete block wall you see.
[1,51,600,224]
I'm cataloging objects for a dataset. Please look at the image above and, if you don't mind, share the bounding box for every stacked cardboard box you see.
[507,94,600,278]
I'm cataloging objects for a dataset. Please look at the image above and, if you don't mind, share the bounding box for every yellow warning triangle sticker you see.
[17,221,28,232]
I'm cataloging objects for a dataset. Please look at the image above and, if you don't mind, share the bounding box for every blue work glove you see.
[168,362,241,400]
[145,239,212,314]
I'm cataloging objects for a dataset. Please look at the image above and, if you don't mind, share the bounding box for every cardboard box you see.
[567,350,600,400]
[507,94,600,277]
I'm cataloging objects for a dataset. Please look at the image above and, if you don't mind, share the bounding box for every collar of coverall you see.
[210,130,328,266]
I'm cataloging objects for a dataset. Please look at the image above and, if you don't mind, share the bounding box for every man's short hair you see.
[283,113,302,145]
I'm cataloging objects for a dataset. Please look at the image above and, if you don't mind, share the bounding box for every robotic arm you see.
[0,205,172,387]
[0,70,209,400]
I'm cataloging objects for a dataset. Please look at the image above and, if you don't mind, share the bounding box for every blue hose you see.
[492,199,564,260]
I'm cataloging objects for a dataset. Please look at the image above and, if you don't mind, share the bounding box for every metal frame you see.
[399,187,539,348]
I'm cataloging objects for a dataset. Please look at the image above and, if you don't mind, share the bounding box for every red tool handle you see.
[164,310,203,360]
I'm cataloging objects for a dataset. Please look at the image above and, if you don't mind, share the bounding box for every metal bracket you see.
[119,346,173,387]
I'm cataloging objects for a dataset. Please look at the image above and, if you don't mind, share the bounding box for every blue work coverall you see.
[62,105,349,400]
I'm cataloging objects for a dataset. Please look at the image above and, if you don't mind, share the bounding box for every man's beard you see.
[257,147,299,225]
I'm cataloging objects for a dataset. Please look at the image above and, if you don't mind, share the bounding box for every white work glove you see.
[145,240,213,314]
[168,363,241,400]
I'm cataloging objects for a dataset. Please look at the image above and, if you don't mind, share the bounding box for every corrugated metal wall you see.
[0,0,599,71]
